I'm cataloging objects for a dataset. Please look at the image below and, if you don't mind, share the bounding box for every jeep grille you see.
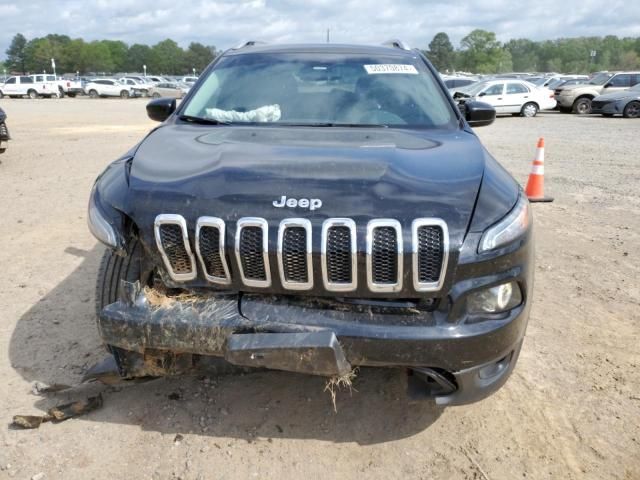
[155,215,448,293]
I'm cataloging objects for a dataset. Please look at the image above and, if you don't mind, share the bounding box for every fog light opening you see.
[467,281,522,314]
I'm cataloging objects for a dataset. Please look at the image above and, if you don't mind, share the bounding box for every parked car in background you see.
[181,76,198,84]
[0,76,40,99]
[146,76,170,85]
[119,77,153,97]
[0,107,9,154]
[591,83,640,118]
[150,82,188,98]
[443,77,475,89]
[553,78,585,89]
[554,72,640,114]
[532,75,588,90]
[452,79,556,117]
[84,79,133,98]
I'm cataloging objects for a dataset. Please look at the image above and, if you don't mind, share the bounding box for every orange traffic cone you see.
[525,138,554,203]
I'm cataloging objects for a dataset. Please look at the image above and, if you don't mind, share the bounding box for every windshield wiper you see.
[278,122,389,128]
[178,115,231,125]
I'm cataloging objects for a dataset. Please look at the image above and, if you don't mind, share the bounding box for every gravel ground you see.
[0,98,638,480]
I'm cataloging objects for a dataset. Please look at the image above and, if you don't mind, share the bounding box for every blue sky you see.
[1,0,639,57]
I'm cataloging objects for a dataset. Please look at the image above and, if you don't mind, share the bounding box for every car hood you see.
[128,124,486,242]
[557,83,600,92]
[594,89,640,101]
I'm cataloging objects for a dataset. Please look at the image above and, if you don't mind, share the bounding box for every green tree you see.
[61,39,87,74]
[103,40,128,72]
[505,38,539,71]
[83,41,114,73]
[5,33,28,74]
[149,39,184,74]
[183,42,216,74]
[125,44,152,73]
[459,29,511,73]
[426,32,455,72]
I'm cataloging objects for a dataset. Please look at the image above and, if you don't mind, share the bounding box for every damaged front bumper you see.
[98,281,529,405]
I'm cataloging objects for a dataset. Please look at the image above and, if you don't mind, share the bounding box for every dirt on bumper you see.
[98,281,529,380]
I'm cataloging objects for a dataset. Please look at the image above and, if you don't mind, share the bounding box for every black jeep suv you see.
[88,41,533,405]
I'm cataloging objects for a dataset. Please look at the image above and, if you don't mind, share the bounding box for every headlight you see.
[479,194,530,252]
[88,186,118,248]
[467,281,522,314]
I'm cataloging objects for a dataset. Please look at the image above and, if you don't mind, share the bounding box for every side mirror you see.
[146,97,176,122]
[464,100,496,127]
[478,91,486,97]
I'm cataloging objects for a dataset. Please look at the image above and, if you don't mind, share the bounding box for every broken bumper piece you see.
[98,282,529,405]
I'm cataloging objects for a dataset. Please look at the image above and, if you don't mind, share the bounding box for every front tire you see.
[151,92,161,99]
[120,90,130,99]
[89,89,99,99]
[95,240,143,317]
[623,101,640,119]
[573,97,592,115]
[521,102,538,117]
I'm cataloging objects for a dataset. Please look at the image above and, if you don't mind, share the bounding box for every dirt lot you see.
[0,98,638,480]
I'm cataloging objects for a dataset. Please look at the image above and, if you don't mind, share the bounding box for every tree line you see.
[3,30,640,77]
[426,30,640,74]
[3,33,217,76]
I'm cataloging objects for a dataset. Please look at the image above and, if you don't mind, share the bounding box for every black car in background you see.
[0,107,9,154]
[87,41,533,406]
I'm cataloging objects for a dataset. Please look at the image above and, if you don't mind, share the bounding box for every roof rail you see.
[382,39,411,51]
[232,40,267,50]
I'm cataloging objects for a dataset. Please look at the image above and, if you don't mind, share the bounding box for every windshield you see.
[181,52,457,128]
[459,81,491,96]
[588,73,613,85]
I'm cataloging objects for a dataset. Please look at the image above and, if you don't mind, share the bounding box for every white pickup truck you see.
[0,75,60,98]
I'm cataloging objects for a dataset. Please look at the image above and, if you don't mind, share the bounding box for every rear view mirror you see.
[464,101,496,127]
[146,97,176,122]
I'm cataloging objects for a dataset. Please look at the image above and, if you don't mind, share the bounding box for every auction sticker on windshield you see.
[364,64,418,74]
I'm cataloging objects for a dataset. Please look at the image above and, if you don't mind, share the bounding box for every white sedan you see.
[452,80,556,117]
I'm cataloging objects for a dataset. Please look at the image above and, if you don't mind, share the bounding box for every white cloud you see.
[0,0,639,58]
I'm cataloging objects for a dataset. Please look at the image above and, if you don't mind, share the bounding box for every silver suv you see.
[554,72,640,114]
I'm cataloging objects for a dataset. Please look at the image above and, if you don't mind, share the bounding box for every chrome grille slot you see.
[372,227,398,283]
[367,219,403,292]
[195,217,230,285]
[154,214,196,281]
[278,219,312,290]
[322,219,357,291]
[412,218,448,291]
[235,218,271,288]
